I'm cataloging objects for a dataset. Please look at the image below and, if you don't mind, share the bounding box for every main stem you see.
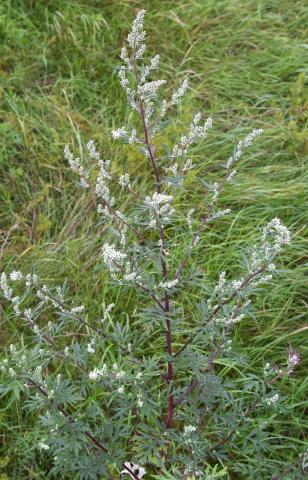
[131,47,174,429]
[162,256,173,429]
[135,83,174,428]
[139,102,174,428]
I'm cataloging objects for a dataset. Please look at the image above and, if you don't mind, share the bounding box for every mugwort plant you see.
[0,10,300,480]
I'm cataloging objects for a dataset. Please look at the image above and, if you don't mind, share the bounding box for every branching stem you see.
[27,378,141,480]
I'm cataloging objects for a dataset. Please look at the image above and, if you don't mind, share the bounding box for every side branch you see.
[27,378,141,480]
[174,267,264,358]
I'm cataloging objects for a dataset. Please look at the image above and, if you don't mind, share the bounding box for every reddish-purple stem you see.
[132,46,174,429]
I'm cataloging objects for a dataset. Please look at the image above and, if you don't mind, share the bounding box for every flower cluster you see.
[250,217,291,273]
[183,425,197,444]
[140,54,160,83]
[287,346,301,375]
[265,393,279,406]
[88,364,107,381]
[225,128,263,170]
[127,9,146,49]
[138,79,166,102]
[64,145,90,188]
[144,192,174,228]
[171,79,189,105]
[102,243,127,274]
[171,113,213,160]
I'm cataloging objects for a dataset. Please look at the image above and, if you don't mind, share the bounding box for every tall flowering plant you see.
[0,10,300,480]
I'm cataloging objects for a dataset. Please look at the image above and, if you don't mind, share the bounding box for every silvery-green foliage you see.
[0,10,300,480]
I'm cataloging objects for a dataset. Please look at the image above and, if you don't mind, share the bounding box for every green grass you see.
[0,0,307,478]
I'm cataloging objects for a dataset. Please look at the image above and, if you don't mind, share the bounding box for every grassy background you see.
[0,0,307,478]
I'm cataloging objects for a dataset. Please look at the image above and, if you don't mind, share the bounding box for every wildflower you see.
[123,271,139,282]
[226,313,245,326]
[94,157,113,205]
[38,441,49,451]
[70,305,85,314]
[112,126,127,139]
[12,296,20,315]
[166,162,178,176]
[87,339,95,354]
[138,79,166,101]
[263,362,272,376]
[160,99,168,117]
[64,145,90,187]
[141,54,160,82]
[158,279,178,289]
[128,129,137,144]
[261,218,291,258]
[183,158,193,171]
[87,140,100,161]
[232,280,242,290]
[25,273,37,287]
[33,325,40,335]
[136,43,146,59]
[193,112,202,124]
[127,9,146,48]
[89,369,100,381]
[265,393,279,406]
[212,182,219,203]
[0,273,12,300]
[186,209,194,229]
[172,114,212,160]
[119,173,131,188]
[226,129,263,170]
[117,386,125,394]
[88,365,107,381]
[105,303,115,314]
[120,51,132,72]
[183,425,197,440]
[144,192,174,228]
[171,78,189,105]
[209,208,231,221]
[184,425,197,435]
[102,243,127,273]
[251,274,273,286]
[193,235,200,247]
[48,390,55,399]
[287,345,300,375]
[226,169,237,181]
[288,348,300,366]
[10,271,23,281]
[214,271,226,293]
[120,46,129,62]
[137,392,144,408]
